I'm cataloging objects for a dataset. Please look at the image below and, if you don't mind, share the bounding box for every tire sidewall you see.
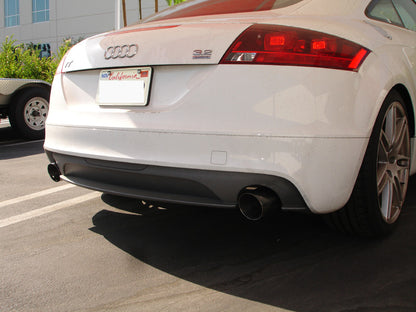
[9,87,50,140]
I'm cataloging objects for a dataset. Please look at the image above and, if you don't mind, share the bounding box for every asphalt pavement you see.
[0,125,415,312]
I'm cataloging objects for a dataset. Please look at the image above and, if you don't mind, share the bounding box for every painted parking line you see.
[0,191,101,229]
[0,118,10,127]
[0,184,76,209]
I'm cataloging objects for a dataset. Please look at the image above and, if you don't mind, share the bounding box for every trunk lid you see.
[62,22,254,72]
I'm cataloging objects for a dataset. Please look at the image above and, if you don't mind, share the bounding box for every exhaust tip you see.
[238,187,279,221]
[47,163,61,182]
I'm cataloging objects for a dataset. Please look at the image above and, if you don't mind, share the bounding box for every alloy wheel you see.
[377,101,410,224]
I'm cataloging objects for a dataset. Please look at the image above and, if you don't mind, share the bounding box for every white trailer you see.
[0,78,50,139]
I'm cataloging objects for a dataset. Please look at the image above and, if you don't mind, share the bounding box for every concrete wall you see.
[0,0,169,52]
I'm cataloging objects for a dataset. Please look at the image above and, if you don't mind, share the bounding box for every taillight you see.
[220,24,370,71]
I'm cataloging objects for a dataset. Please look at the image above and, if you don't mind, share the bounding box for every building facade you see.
[0,0,168,53]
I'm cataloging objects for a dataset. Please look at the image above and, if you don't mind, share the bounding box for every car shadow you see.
[0,123,45,159]
[0,138,45,160]
[89,177,416,311]
[0,121,18,138]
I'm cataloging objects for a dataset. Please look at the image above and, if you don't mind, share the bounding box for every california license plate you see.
[97,67,152,106]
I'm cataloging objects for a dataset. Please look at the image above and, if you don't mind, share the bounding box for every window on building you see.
[32,0,49,23]
[37,43,51,58]
[4,0,20,27]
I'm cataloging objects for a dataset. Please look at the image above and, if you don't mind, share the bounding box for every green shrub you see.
[166,0,187,6]
[0,36,75,84]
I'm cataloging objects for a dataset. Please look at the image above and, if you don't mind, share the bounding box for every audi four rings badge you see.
[104,44,138,59]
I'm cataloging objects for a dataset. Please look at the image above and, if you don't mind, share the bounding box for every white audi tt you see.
[45,0,416,236]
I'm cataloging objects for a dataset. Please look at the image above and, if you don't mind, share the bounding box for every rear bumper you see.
[46,151,305,209]
[44,125,368,214]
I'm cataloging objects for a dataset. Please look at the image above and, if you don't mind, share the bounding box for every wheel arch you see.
[391,84,415,138]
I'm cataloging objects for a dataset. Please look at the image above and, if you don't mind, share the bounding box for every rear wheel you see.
[9,87,49,140]
[325,90,411,237]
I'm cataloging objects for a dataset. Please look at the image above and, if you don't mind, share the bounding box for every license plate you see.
[97,67,152,106]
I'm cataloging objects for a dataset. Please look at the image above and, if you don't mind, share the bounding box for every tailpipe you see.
[238,187,280,221]
[47,163,61,182]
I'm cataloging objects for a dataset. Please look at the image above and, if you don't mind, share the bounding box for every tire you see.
[325,90,411,237]
[9,87,50,140]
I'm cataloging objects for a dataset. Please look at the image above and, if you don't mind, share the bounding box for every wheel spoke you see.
[385,104,396,144]
[392,117,408,155]
[377,164,389,195]
[378,129,390,162]
[396,164,409,198]
[392,175,405,205]
[380,179,393,221]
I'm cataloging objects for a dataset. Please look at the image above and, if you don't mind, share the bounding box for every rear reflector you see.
[220,24,370,71]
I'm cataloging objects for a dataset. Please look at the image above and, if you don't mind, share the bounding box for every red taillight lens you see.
[220,24,370,71]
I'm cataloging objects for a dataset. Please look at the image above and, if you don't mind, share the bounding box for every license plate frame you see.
[97,67,152,106]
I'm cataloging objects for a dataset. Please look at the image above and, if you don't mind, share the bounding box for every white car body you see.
[45,0,416,225]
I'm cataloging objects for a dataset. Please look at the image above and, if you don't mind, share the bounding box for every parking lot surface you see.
[1,126,415,312]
